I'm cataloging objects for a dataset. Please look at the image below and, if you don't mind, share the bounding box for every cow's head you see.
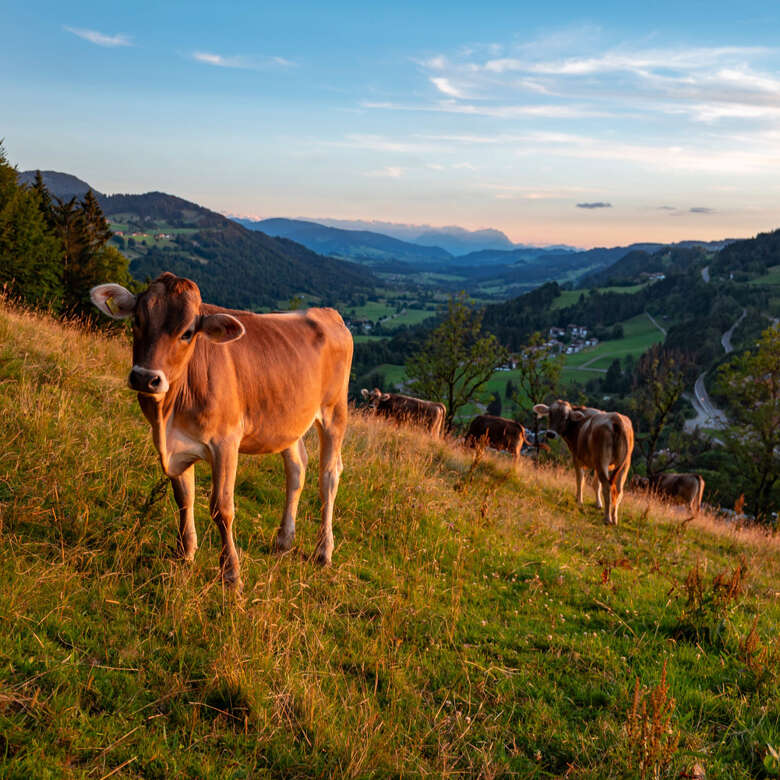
[532,400,586,434]
[90,272,245,397]
[629,475,650,491]
[360,387,389,408]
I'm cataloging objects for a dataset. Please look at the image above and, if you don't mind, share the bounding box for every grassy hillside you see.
[1,300,778,778]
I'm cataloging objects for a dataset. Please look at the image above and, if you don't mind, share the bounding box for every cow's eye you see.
[181,328,195,342]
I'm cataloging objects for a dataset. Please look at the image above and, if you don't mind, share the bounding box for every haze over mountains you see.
[19,169,740,306]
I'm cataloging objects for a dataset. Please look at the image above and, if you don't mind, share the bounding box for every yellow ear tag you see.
[105,296,119,315]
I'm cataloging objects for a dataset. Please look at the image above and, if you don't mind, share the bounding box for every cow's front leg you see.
[275,438,308,553]
[209,441,242,589]
[574,462,585,504]
[171,465,197,560]
[314,408,346,566]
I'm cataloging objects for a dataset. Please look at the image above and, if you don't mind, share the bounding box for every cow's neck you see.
[560,417,583,451]
[137,371,191,475]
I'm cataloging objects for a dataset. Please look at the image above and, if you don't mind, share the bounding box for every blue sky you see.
[3,0,780,246]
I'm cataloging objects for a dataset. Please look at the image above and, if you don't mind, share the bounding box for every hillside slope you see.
[1,300,778,778]
[19,172,376,308]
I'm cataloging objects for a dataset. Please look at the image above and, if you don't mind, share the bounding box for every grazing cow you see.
[629,475,650,491]
[534,400,634,525]
[90,273,353,588]
[360,388,445,438]
[465,414,528,466]
[645,473,706,514]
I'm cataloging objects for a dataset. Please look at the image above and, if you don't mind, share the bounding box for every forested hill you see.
[236,217,453,267]
[19,171,376,309]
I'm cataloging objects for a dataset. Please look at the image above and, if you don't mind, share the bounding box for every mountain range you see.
[18,169,740,307]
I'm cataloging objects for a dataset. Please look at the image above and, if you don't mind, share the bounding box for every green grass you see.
[748,265,780,286]
[551,284,649,310]
[1,301,778,778]
[563,314,666,379]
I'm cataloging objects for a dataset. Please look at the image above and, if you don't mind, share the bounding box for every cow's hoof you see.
[223,573,243,593]
[313,546,333,567]
[273,532,295,554]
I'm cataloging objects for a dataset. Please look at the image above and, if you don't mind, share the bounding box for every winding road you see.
[683,306,745,435]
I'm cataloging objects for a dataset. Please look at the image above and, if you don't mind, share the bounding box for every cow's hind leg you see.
[275,438,308,553]
[209,442,242,589]
[171,465,197,560]
[596,463,613,525]
[314,405,346,566]
[609,459,630,525]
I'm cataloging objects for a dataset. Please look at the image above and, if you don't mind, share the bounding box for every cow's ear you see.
[533,403,550,417]
[199,313,246,344]
[381,393,391,401]
[569,410,586,422]
[360,388,370,399]
[90,284,136,319]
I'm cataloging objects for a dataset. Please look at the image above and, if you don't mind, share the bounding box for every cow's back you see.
[182,306,352,454]
[575,411,633,468]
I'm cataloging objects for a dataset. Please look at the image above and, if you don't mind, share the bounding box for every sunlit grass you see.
[1,298,778,777]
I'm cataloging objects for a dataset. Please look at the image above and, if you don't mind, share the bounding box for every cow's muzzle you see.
[128,365,169,395]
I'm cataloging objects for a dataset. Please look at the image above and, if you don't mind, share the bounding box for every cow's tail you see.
[695,475,705,514]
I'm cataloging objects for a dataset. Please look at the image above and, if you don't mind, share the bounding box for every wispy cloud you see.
[408,37,780,127]
[577,202,612,209]
[430,77,465,98]
[689,207,715,214]
[366,166,404,178]
[64,26,132,47]
[192,52,295,69]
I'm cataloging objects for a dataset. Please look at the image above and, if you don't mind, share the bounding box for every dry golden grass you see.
[1,298,778,778]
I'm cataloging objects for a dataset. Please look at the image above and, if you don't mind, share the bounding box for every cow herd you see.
[90,274,707,588]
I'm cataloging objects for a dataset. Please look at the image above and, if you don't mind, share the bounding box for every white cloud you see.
[366,166,404,178]
[431,77,464,98]
[64,26,132,47]
[192,52,295,69]
[411,39,780,126]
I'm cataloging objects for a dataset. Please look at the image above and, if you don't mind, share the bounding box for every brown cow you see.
[464,415,528,466]
[91,273,353,588]
[361,388,445,438]
[534,400,634,525]
[648,473,705,514]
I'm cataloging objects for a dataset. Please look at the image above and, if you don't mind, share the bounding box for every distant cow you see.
[361,388,445,438]
[534,400,634,525]
[465,415,528,466]
[91,272,353,589]
[635,472,705,514]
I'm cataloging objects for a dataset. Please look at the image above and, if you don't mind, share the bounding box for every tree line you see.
[0,145,129,314]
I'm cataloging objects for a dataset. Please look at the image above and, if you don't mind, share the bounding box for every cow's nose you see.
[128,366,169,395]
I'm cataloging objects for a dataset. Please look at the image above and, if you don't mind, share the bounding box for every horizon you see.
[4,0,780,247]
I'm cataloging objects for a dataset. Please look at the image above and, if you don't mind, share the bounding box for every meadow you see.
[0,300,778,778]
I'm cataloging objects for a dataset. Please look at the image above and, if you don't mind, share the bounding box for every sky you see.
[3,0,780,247]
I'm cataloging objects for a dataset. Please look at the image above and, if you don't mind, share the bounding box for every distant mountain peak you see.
[18,169,101,200]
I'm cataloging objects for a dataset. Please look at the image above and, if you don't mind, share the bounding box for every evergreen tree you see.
[32,170,55,229]
[0,147,64,305]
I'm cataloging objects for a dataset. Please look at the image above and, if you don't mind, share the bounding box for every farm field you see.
[550,283,649,310]
[747,264,780,286]
[1,300,778,778]
[562,313,667,377]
